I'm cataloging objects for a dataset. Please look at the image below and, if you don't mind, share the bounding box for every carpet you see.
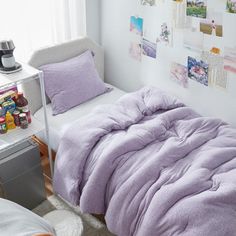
[33,195,114,236]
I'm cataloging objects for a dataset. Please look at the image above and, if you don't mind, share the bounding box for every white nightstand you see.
[0,63,53,176]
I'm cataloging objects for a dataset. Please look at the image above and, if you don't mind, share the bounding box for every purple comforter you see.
[53,87,236,236]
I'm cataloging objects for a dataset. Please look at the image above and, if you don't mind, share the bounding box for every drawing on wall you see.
[130,16,143,36]
[158,22,172,46]
[170,62,188,88]
[141,0,157,6]
[226,0,236,14]
[201,51,227,89]
[183,31,204,52]
[172,0,187,28]
[187,0,207,18]
[188,56,209,86]
[173,0,183,2]
[224,47,236,74]
[142,38,157,58]
[200,12,223,37]
[129,42,142,61]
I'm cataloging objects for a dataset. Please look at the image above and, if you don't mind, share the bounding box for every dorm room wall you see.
[86,0,101,43]
[100,0,236,127]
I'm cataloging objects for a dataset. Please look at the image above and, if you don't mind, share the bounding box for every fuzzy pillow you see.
[40,50,107,115]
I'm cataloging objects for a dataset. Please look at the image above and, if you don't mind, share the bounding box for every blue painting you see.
[188,56,209,86]
[130,16,143,36]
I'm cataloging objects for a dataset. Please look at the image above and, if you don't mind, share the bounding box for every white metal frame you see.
[0,65,53,177]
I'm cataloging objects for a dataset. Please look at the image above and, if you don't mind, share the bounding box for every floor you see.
[33,195,114,236]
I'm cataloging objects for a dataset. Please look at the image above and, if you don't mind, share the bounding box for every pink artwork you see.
[224,47,236,74]
[129,42,142,61]
[170,62,188,88]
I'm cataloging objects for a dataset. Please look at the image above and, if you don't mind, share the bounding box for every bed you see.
[25,37,236,236]
[23,37,125,151]
[34,84,125,151]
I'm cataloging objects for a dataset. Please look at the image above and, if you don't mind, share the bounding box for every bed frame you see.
[26,37,106,223]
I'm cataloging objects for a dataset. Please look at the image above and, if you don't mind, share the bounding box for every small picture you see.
[158,22,172,46]
[141,0,157,6]
[130,16,143,36]
[170,62,188,88]
[187,0,207,18]
[129,42,142,61]
[184,31,204,52]
[224,47,236,74]
[200,12,223,37]
[142,38,157,58]
[226,0,236,14]
[188,56,209,86]
[173,0,183,2]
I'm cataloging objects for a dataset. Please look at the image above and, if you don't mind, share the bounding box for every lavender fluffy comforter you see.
[53,87,236,236]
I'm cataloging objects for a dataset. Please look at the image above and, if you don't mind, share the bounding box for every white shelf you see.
[0,117,44,149]
[0,63,40,87]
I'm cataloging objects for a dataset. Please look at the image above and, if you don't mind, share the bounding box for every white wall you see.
[101,0,236,127]
[86,0,101,43]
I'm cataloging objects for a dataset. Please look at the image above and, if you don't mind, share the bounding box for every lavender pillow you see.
[40,50,107,115]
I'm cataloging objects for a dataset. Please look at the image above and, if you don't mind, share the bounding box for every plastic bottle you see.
[15,92,28,112]
[5,111,16,130]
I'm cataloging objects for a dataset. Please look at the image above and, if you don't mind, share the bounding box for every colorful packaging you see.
[2,97,16,114]
[0,117,7,134]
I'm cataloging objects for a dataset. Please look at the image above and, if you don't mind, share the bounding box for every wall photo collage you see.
[129,0,236,91]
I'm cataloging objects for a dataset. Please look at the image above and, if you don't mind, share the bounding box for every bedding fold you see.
[53,86,236,236]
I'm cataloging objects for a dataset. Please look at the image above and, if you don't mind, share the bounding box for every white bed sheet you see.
[34,85,125,151]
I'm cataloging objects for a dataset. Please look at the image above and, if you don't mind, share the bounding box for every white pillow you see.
[0,198,55,236]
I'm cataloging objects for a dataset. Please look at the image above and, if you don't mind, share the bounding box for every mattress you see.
[34,85,125,151]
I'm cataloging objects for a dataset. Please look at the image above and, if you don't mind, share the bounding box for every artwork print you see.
[130,16,143,36]
[183,31,204,52]
[200,12,223,37]
[188,56,209,86]
[170,62,188,88]
[129,42,142,61]
[226,0,236,14]
[141,0,157,6]
[158,23,172,46]
[187,0,207,18]
[224,47,236,74]
[142,38,157,58]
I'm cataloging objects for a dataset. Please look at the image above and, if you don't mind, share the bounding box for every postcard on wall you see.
[187,0,207,18]
[226,0,236,14]
[188,56,209,86]
[142,38,157,58]
[157,22,173,46]
[141,0,157,6]
[224,47,236,74]
[172,0,186,28]
[183,30,204,52]
[200,11,223,37]
[215,70,228,90]
[130,16,143,36]
[201,51,227,88]
[170,62,188,88]
[129,42,142,62]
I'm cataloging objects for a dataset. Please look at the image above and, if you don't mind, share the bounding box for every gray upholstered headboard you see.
[22,37,104,115]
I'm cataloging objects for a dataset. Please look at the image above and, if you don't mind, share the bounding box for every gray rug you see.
[33,195,114,236]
